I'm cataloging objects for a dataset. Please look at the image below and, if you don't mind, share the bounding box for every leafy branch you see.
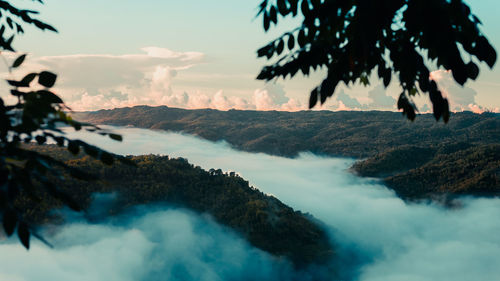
[256,0,496,122]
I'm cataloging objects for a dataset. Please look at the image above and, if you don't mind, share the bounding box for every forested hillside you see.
[76,106,499,158]
[19,145,333,267]
[76,106,500,201]
[353,144,500,201]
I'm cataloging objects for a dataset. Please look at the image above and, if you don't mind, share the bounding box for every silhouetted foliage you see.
[20,145,334,267]
[256,0,497,122]
[0,0,125,249]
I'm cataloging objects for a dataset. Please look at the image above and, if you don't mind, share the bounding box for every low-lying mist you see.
[2,126,500,281]
[1,205,309,281]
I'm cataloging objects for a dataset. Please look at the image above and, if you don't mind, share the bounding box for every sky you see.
[4,0,500,112]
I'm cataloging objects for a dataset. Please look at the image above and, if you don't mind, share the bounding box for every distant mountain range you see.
[76,106,500,201]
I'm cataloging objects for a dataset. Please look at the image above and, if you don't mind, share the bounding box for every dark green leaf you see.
[263,12,270,31]
[108,133,123,141]
[276,39,284,55]
[301,0,309,16]
[3,208,17,236]
[7,80,26,87]
[287,34,295,50]
[38,71,57,88]
[37,90,63,104]
[309,87,318,108]
[319,78,336,104]
[298,29,306,47]
[466,62,479,80]
[277,0,288,16]
[398,93,416,121]
[6,17,13,29]
[20,73,37,86]
[442,99,450,123]
[17,222,30,249]
[10,90,24,97]
[383,70,391,87]
[270,6,277,24]
[451,65,467,85]
[12,54,26,68]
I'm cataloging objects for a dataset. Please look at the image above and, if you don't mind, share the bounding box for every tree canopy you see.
[256,0,497,121]
[0,0,126,249]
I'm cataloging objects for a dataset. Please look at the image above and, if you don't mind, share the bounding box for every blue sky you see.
[8,0,500,112]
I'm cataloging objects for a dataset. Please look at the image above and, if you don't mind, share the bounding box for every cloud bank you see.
[2,127,498,280]
[1,207,305,281]
[2,49,497,113]
[431,70,500,113]
[331,86,397,111]
[0,48,306,112]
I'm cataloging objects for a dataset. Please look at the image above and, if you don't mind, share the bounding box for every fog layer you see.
[2,127,499,281]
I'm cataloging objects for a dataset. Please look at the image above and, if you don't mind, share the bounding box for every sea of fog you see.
[1,126,500,281]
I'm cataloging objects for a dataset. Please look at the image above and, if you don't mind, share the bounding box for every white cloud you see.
[252,83,305,111]
[1,47,206,111]
[326,85,397,111]
[428,70,500,113]
[0,48,310,112]
[141,46,204,62]
[1,50,498,113]
[1,208,298,281]
[34,47,204,91]
[430,70,478,111]
[366,84,396,110]
[335,90,362,109]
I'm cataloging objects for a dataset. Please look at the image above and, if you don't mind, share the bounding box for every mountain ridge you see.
[20,144,334,268]
[75,106,500,201]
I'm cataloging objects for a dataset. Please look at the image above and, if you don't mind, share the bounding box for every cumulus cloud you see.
[328,86,396,111]
[0,50,309,112]
[0,47,206,111]
[144,82,304,112]
[420,103,431,113]
[366,85,396,110]
[252,83,305,111]
[10,127,494,281]
[335,90,362,109]
[466,104,499,114]
[36,47,203,91]
[429,70,500,113]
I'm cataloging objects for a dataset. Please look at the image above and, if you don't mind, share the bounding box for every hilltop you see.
[20,145,334,267]
[76,106,499,158]
[75,106,500,201]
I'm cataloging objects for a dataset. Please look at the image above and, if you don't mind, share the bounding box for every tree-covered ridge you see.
[353,144,500,201]
[77,106,499,158]
[76,106,500,201]
[19,145,334,267]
